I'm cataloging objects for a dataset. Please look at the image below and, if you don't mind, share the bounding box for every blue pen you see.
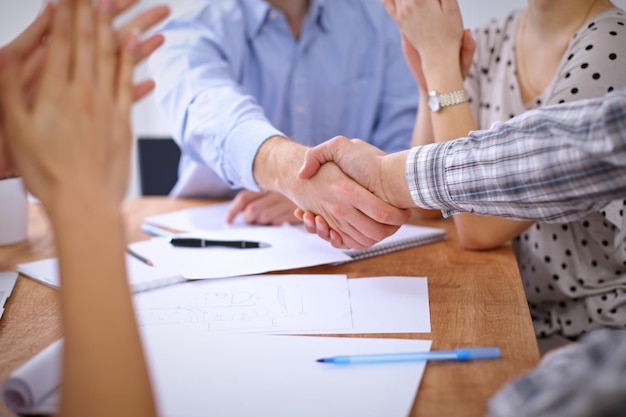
[141,223,176,238]
[316,347,500,364]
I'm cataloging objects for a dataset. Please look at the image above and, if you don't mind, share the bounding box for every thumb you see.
[460,29,476,79]
[297,148,324,179]
[297,136,349,180]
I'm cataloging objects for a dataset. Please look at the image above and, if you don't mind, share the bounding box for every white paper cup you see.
[0,176,28,245]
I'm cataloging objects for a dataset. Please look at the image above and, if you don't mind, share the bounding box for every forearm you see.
[49,195,155,417]
[149,24,284,191]
[406,90,626,222]
[411,95,434,146]
[422,54,477,143]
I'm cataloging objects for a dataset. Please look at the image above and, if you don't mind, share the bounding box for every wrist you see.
[46,188,122,232]
[381,151,414,209]
[422,54,464,92]
[254,136,306,195]
[48,198,126,261]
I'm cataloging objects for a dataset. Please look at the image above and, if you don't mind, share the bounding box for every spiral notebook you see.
[342,224,447,261]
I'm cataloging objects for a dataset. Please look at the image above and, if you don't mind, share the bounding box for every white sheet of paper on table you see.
[133,274,354,333]
[128,225,352,279]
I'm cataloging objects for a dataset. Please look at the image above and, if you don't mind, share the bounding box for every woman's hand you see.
[383,0,466,75]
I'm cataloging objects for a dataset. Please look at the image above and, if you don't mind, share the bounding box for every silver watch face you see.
[427,94,440,112]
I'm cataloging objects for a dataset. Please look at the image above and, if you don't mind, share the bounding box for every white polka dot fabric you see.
[465,7,626,338]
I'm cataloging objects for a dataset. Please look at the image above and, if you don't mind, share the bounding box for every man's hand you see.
[298,136,413,208]
[226,190,300,225]
[254,137,411,250]
[295,136,415,247]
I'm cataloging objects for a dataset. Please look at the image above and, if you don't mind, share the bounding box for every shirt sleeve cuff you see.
[223,120,286,191]
[406,143,460,217]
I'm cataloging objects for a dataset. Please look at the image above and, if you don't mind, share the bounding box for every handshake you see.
[290,136,417,250]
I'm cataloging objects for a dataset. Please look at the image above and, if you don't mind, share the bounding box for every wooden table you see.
[0,197,540,416]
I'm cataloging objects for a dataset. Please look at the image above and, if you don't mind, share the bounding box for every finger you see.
[329,229,347,249]
[254,200,298,226]
[225,191,257,223]
[297,149,323,179]
[96,0,115,93]
[341,206,402,249]
[112,0,137,16]
[132,79,156,102]
[116,30,139,110]
[135,33,165,65]
[19,44,46,90]
[0,140,17,178]
[460,29,476,79]
[355,192,411,227]
[75,0,97,83]
[381,0,397,18]
[4,2,53,57]
[42,0,73,86]
[314,215,332,241]
[329,210,378,250]
[117,5,170,44]
[0,50,28,141]
[298,136,350,179]
[298,210,318,233]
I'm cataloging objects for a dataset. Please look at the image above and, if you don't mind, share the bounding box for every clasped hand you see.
[295,136,413,249]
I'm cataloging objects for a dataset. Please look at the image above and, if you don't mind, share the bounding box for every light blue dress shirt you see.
[149,0,419,198]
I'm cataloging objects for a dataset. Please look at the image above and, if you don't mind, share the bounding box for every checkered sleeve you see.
[406,88,626,222]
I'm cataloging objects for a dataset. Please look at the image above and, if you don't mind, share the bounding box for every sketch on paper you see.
[133,274,353,333]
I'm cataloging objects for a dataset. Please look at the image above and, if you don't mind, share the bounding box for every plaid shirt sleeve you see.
[406,88,626,223]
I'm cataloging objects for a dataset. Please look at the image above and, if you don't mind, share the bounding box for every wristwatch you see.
[427,89,470,112]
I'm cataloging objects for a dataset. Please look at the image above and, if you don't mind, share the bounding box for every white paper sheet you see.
[315,276,431,334]
[133,276,430,335]
[143,330,432,417]
[17,255,184,293]
[2,334,431,417]
[128,225,352,279]
[2,339,62,415]
[133,274,353,333]
[0,271,18,320]
[145,201,242,231]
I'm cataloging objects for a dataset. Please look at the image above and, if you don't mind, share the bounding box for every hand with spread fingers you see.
[0,0,168,416]
[0,0,169,178]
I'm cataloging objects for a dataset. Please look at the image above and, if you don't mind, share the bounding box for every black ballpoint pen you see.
[168,237,271,249]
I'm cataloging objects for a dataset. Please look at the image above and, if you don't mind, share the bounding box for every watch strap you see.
[437,89,470,108]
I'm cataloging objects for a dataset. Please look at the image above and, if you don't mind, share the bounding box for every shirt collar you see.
[243,0,327,39]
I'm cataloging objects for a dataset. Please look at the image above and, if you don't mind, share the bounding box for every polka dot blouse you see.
[465,7,626,338]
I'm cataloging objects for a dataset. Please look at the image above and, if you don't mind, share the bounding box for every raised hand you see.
[0,4,53,177]
[0,0,169,177]
[0,0,158,206]
[382,0,465,70]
